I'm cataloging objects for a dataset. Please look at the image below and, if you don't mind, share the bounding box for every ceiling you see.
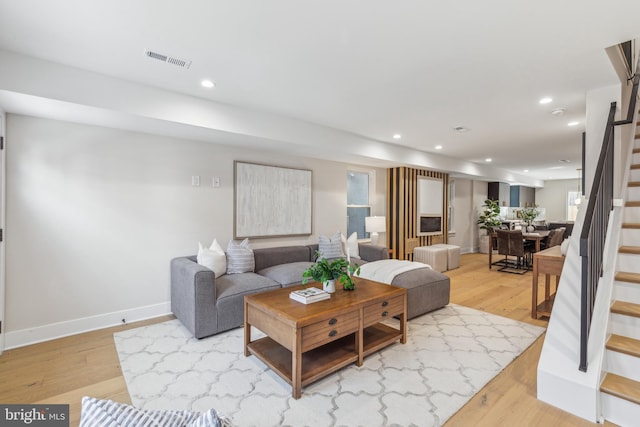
[0,0,639,184]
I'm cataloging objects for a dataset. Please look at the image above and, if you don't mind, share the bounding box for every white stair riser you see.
[624,207,640,223]
[601,392,640,427]
[606,350,640,382]
[618,253,640,274]
[611,313,640,340]
[628,186,640,201]
[621,228,640,246]
[631,169,640,182]
[615,281,640,303]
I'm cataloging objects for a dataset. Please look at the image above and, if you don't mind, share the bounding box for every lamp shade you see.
[365,216,386,233]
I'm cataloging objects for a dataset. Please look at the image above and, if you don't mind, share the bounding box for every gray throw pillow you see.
[226,238,255,274]
[318,231,344,259]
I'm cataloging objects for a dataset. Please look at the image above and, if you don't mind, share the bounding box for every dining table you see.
[488,229,551,268]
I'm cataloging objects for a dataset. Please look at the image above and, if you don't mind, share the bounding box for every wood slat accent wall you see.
[387,167,449,260]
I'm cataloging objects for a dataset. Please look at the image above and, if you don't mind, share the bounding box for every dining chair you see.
[496,230,530,274]
[541,227,565,250]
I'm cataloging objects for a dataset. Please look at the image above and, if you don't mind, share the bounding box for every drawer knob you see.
[382,311,389,317]
[381,301,389,307]
[328,330,338,337]
[328,318,337,325]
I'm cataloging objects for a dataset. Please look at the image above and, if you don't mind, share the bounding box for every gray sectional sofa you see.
[171,243,450,338]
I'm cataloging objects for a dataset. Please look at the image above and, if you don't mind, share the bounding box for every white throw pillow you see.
[196,239,226,278]
[560,237,569,255]
[226,238,255,274]
[318,231,344,259]
[341,232,361,259]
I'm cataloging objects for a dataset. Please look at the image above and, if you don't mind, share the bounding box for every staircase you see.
[600,142,640,425]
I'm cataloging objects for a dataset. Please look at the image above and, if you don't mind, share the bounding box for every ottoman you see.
[391,267,451,319]
[431,243,461,270]
[414,246,448,272]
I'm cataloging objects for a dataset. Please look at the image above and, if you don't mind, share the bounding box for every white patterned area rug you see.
[114,304,544,427]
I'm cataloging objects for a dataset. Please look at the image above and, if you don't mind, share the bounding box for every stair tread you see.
[607,334,640,358]
[632,164,640,170]
[611,300,640,318]
[627,201,640,207]
[619,246,640,255]
[601,373,640,405]
[623,223,640,229]
[616,271,640,284]
[630,181,640,187]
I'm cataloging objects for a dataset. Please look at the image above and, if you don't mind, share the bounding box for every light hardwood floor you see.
[0,253,608,426]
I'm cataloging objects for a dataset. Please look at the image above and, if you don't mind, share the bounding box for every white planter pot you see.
[479,234,490,254]
[323,280,336,293]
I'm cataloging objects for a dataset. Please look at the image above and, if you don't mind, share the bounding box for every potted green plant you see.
[477,199,502,254]
[477,199,502,233]
[520,205,539,232]
[302,252,360,292]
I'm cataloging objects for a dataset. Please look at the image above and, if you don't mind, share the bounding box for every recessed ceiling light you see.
[551,108,566,116]
[523,169,529,173]
[485,158,492,162]
[559,159,571,163]
[539,97,553,104]
[568,121,579,127]
[435,145,443,150]
[453,126,469,133]
[392,134,402,139]
[201,79,216,89]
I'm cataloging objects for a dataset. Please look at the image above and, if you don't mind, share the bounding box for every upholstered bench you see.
[431,243,461,270]
[389,267,450,319]
[414,246,448,272]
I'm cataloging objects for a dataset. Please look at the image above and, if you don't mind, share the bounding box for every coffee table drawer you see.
[301,311,359,352]
[363,295,404,327]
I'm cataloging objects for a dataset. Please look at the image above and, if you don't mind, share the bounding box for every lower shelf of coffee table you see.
[246,323,402,388]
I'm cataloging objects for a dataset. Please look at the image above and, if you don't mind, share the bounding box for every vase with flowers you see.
[520,205,539,232]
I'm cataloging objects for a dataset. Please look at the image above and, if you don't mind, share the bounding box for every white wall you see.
[585,84,621,196]
[448,178,488,253]
[535,179,580,222]
[4,114,386,347]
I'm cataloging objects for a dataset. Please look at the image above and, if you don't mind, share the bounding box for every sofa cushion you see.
[258,261,314,287]
[215,273,280,332]
[253,246,312,272]
[226,238,255,274]
[216,273,280,299]
[79,396,227,427]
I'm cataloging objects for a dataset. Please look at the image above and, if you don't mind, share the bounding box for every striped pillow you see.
[79,396,230,427]
[318,232,344,259]
[226,238,255,274]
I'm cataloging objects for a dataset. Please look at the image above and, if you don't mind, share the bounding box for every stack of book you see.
[289,287,330,304]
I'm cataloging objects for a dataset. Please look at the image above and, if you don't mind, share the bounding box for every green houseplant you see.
[477,199,502,234]
[302,252,360,291]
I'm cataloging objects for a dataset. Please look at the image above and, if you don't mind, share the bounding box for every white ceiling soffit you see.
[0,1,639,183]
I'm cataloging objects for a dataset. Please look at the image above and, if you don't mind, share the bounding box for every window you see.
[347,171,371,238]
[567,191,580,221]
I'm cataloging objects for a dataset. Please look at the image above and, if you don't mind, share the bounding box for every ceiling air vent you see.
[144,49,192,69]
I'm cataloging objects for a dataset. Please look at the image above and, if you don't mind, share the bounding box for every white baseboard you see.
[3,302,171,350]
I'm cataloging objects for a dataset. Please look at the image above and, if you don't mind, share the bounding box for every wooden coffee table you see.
[244,278,407,399]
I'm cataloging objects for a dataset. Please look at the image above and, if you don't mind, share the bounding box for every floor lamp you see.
[365,216,386,246]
